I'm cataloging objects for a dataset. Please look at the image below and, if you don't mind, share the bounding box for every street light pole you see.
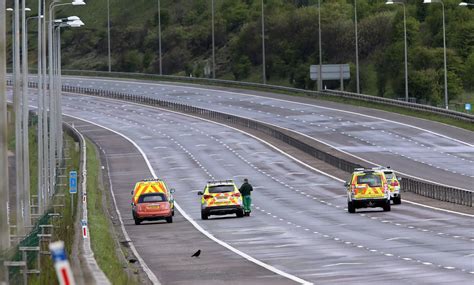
[261,0,266,84]
[386,0,408,102]
[157,0,162,75]
[107,0,111,72]
[21,0,32,230]
[211,0,215,79]
[41,0,49,204]
[424,0,448,109]
[7,8,14,85]
[37,0,45,214]
[318,0,322,91]
[47,2,85,200]
[0,0,12,273]
[354,0,360,94]
[13,0,26,237]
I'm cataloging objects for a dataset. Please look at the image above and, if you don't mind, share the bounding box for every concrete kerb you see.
[65,123,111,285]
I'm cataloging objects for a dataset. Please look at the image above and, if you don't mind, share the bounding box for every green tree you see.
[463,53,474,90]
[232,56,252,80]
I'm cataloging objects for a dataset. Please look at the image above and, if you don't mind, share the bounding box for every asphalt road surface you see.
[46,93,474,284]
[55,76,474,191]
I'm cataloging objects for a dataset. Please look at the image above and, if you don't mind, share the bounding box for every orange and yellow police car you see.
[345,168,391,213]
[198,180,244,220]
[131,179,175,225]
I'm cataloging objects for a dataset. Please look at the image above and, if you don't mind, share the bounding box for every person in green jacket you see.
[239,178,253,216]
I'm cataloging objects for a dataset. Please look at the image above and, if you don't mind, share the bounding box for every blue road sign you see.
[69,171,77,194]
[50,241,67,262]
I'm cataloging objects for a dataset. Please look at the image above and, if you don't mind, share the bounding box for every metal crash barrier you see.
[6,79,472,207]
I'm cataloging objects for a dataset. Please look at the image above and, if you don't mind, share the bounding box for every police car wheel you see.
[166,216,173,223]
[172,210,175,216]
[348,202,356,213]
[236,210,244,218]
[201,211,208,220]
[383,201,391,212]
[134,218,142,225]
[393,196,401,205]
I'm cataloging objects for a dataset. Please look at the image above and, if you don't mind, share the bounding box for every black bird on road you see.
[191,250,201,258]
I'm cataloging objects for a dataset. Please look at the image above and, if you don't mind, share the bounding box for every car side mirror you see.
[344,182,349,187]
[131,190,134,195]
[170,188,175,193]
[398,177,402,181]
[197,191,203,196]
[131,202,134,206]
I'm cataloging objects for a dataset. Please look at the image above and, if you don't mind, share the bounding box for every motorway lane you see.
[56,76,474,191]
[53,94,473,284]
[70,121,294,285]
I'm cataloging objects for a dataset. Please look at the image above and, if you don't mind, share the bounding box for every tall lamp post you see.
[157,0,162,75]
[386,0,408,102]
[318,0,322,91]
[54,18,84,107]
[354,0,360,94]
[107,0,111,72]
[261,0,266,84]
[1,0,11,269]
[6,8,30,77]
[22,13,43,223]
[12,1,30,236]
[47,0,85,199]
[424,0,448,109]
[211,0,215,78]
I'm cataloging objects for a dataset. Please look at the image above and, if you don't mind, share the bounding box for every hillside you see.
[22,0,474,107]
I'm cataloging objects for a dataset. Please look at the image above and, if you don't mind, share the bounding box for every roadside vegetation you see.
[29,133,80,285]
[6,107,81,284]
[37,0,474,109]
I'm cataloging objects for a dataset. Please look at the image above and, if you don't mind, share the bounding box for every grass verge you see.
[27,130,80,284]
[85,139,137,284]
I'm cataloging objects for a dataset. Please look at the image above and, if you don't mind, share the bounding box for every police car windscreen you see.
[357,174,382,187]
[209,185,234,193]
[138,193,167,203]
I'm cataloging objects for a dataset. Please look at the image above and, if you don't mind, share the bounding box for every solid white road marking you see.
[323,263,364,267]
[65,115,313,285]
[63,94,474,218]
[66,76,474,147]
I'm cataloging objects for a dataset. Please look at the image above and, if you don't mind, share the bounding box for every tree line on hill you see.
[54,0,474,106]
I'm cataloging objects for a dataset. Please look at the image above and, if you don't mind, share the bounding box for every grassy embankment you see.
[7,107,80,284]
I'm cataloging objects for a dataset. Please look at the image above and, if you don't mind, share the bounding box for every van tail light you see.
[233,193,241,198]
[391,181,399,187]
[203,195,213,200]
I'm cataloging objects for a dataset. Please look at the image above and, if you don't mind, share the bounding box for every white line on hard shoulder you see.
[63,114,313,285]
[76,119,162,285]
[63,94,473,218]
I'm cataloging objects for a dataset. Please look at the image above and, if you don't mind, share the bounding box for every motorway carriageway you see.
[57,76,474,191]
[15,89,474,284]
